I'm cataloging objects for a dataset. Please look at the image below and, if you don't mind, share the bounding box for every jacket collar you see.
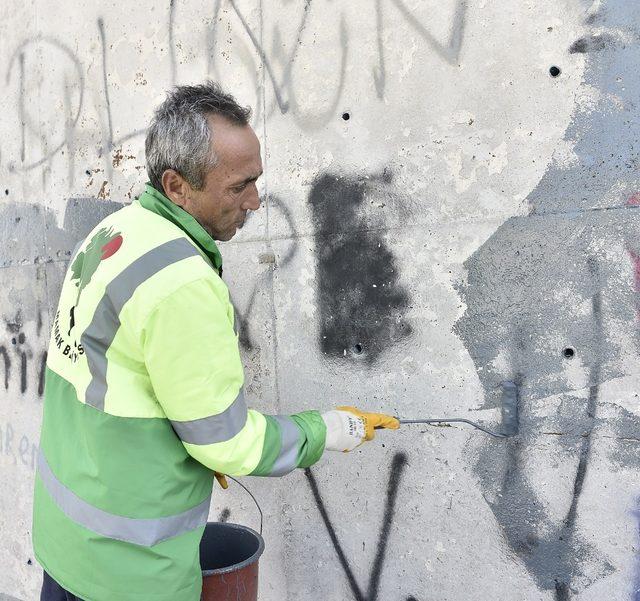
[138,184,223,273]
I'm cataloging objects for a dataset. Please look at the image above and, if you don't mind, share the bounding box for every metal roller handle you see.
[397,418,507,438]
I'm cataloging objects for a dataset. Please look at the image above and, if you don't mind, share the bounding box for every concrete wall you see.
[1,0,639,599]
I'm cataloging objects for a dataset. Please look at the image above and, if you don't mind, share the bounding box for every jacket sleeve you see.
[142,276,326,476]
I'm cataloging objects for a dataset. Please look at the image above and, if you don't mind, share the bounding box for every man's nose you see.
[244,185,261,211]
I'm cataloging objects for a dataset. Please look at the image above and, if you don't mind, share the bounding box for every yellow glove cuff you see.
[336,406,400,441]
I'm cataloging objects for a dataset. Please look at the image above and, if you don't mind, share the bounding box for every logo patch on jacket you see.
[67,227,123,336]
[70,227,123,303]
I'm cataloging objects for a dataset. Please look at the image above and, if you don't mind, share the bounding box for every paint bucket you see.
[200,521,265,601]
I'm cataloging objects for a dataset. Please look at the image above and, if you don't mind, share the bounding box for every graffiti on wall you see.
[0,310,46,398]
[2,0,469,192]
[0,420,39,471]
[309,172,411,364]
[237,172,412,369]
[306,452,415,601]
[208,0,467,129]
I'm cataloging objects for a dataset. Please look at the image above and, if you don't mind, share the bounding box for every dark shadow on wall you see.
[0,197,124,398]
[455,2,640,598]
[0,197,124,268]
[308,172,412,365]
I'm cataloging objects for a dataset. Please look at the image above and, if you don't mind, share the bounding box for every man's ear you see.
[161,169,191,208]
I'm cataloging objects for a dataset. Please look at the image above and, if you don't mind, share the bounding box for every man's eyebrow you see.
[231,171,263,187]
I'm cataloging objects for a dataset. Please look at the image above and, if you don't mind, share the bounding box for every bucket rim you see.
[201,521,265,576]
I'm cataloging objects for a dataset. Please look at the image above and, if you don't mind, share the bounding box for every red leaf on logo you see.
[101,235,123,260]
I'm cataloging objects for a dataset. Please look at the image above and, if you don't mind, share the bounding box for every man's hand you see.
[322,407,400,452]
[214,471,229,489]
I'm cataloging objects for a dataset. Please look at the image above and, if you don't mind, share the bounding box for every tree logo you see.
[68,227,123,334]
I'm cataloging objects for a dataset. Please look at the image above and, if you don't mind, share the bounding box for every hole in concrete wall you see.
[342,112,350,121]
[549,66,561,77]
[352,343,363,355]
[4,189,8,195]
[563,347,575,359]
[85,170,91,176]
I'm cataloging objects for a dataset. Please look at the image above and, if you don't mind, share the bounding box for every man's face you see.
[184,115,263,241]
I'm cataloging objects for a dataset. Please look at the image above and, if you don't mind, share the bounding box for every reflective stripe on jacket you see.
[33,184,326,601]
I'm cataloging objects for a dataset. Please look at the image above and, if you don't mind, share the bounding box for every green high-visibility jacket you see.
[33,184,326,601]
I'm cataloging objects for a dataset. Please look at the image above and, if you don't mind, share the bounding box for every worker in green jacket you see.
[33,80,400,601]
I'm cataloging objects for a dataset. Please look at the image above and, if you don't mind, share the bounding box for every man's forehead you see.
[208,114,260,157]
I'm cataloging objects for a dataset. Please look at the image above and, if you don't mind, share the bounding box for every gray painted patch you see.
[455,212,636,407]
[606,404,640,469]
[457,2,640,597]
[569,34,615,54]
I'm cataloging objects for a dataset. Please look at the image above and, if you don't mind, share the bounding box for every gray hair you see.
[145,81,252,193]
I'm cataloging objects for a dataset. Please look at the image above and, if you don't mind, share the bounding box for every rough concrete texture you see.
[1,0,639,599]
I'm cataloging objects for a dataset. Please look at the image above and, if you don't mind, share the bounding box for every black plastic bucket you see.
[200,522,265,601]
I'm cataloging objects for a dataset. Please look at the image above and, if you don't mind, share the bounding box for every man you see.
[33,81,399,601]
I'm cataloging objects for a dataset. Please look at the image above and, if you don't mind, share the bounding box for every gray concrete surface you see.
[1,0,639,599]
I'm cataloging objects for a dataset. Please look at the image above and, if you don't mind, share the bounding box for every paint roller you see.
[390,380,519,438]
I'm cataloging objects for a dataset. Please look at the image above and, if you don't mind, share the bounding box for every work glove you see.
[214,471,229,490]
[322,406,400,452]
